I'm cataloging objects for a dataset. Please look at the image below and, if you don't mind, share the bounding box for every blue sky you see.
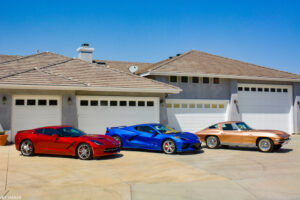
[0,0,299,74]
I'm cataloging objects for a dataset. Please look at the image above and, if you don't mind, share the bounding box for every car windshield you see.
[57,127,87,137]
[154,125,178,134]
[235,122,252,130]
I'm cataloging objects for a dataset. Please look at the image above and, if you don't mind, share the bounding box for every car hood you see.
[80,134,119,145]
[248,130,290,138]
[168,132,200,141]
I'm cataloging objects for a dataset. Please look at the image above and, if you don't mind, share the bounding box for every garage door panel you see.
[238,84,292,133]
[77,97,159,134]
[12,96,61,142]
[166,100,228,133]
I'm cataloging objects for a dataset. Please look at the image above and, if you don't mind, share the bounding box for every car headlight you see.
[90,140,103,145]
[174,136,188,141]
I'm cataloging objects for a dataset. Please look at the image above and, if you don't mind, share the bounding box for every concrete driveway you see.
[0,136,299,200]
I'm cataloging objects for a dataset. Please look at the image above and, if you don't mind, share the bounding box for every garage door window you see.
[277,88,282,92]
[283,89,288,92]
[27,99,36,106]
[129,101,136,106]
[110,101,118,106]
[15,99,25,106]
[120,101,127,106]
[147,101,154,107]
[271,88,276,92]
[49,100,58,106]
[80,100,88,106]
[138,101,145,107]
[90,100,98,106]
[38,100,47,106]
[100,100,108,106]
[264,88,269,92]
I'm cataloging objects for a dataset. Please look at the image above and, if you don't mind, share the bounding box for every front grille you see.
[104,147,120,153]
[192,143,201,149]
[182,143,190,149]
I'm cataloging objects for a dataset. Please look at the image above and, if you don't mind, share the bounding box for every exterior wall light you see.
[234,99,238,104]
[2,96,7,104]
[67,97,72,105]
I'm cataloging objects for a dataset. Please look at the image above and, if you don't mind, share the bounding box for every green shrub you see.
[0,131,5,135]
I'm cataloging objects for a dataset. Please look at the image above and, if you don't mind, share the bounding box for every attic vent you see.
[93,61,106,65]
[176,53,181,56]
[169,56,173,59]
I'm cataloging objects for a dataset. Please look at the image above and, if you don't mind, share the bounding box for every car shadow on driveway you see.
[203,145,293,153]
[120,148,204,155]
[19,153,124,160]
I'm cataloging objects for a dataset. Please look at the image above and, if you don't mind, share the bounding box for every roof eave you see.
[146,72,300,83]
[0,84,181,94]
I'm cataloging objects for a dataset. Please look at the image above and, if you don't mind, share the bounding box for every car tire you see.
[258,138,274,152]
[20,139,34,156]
[162,139,177,154]
[206,136,220,149]
[274,144,282,151]
[77,143,93,160]
[112,135,123,148]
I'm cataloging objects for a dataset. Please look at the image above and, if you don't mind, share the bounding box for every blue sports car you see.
[105,123,201,154]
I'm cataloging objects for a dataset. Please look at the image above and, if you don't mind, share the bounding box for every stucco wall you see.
[293,83,300,134]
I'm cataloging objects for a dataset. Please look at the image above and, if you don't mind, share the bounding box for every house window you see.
[49,100,58,106]
[15,99,25,106]
[170,76,177,82]
[100,100,108,106]
[203,77,209,84]
[181,76,188,83]
[110,101,118,106]
[38,100,47,106]
[147,101,154,107]
[129,101,136,107]
[27,99,36,106]
[213,78,220,84]
[138,101,145,107]
[192,77,199,83]
[120,101,127,106]
[90,100,98,106]
[80,100,88,106]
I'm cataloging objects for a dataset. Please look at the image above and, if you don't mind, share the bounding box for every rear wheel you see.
[77,143,93,160]
[162,139,176,154]
[112,135,122,148]
[20,140,34,156]
[258,138,274,152]
[206,136,220,149]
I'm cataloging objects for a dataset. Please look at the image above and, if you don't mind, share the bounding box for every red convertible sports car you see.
[15,126,120,160]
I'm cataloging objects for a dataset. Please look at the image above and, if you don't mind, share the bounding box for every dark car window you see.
[208,124,217,129]
[43,128,60,136]
[135,126,157,134]
[57,127,86,137]
[222,124,238,131]
[35,129,44,134]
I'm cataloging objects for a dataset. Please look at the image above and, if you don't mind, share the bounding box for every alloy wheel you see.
[77,144,92,160]
[163,140,176,154]
[21,140,34,156]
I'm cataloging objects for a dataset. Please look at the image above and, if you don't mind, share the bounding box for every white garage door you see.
[12,95,62,142]
[77,96,159,134]
[238,84,293,134]
[166,99,229,133]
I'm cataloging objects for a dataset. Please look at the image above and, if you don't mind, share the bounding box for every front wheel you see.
[162,140,176,154]
[258,138,274,152]
[20,140,34,156]
[77,143,93,160]
[206,136,220,149]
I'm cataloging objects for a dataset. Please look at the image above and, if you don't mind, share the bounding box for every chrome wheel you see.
[20,140,34,156]
[162,140,176,154]
[206,136,219,149]
[258,139,273,152]
[77,143,92,160]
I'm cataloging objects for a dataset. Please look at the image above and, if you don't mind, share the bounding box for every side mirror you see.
[52,134,60,137]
